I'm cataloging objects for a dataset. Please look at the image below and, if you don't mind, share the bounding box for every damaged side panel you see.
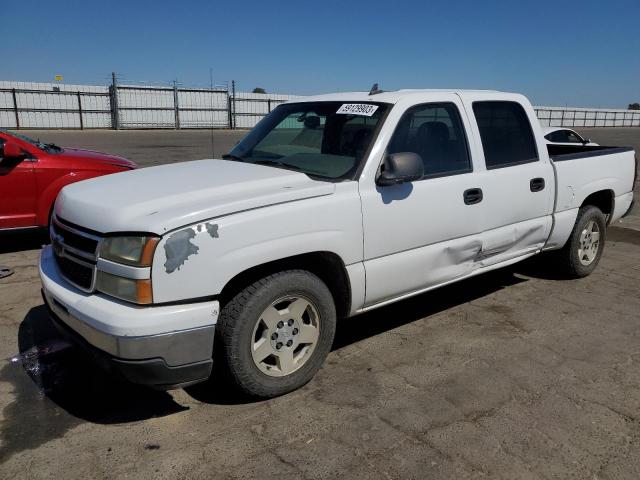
[162,222,221,274]
[364,234,483,306]
[164,228,201,273]
[363,216,551,306]
[151,182,364,304]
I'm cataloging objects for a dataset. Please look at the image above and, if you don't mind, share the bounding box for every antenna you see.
[369,83,383,95]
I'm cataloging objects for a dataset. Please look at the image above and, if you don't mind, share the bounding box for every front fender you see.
[150,183,363,304]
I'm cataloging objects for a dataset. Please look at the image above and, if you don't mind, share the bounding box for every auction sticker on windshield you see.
[336,104,379,116]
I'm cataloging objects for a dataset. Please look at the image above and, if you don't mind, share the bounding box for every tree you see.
[628,103,640,110]
[252,87,266,94]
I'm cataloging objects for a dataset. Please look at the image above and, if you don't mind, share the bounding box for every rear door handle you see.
[463,188,483,205]
[530,177,545,192]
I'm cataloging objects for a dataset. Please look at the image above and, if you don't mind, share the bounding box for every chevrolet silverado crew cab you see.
[40,89,637,398]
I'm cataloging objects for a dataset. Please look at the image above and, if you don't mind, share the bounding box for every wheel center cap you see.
[271,320,298,349]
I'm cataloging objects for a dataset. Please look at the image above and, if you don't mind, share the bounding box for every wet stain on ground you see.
[0,306,188,463]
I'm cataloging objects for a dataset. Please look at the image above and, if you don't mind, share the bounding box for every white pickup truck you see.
[40,89,636,397]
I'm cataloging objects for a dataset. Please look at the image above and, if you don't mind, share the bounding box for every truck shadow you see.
[331,267,527,350]
[4,266,530,441]
[0,305,189,463]
[0,229,49,254]
[188,267,528,404]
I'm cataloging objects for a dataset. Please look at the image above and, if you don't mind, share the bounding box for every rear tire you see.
[556,205,606,278]
[214,270,336,398]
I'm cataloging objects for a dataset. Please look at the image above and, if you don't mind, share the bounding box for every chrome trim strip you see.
[52,216,103,243]
[0,226,40,232]
[97,258,151,280]
[55,241,97,261]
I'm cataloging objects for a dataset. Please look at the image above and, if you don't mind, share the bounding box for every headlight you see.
[96,271,153,304]
[100,236,159,267]
[97,235,159,304]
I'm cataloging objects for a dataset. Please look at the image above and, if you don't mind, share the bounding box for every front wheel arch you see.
[218,251,352,319]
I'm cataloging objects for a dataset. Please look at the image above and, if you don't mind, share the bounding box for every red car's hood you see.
[57,148,137,169]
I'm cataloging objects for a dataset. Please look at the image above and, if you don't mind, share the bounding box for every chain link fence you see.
[535,106,640,127]
[0,82,111,129]
[2,78,640,130]
[0,77,299,130]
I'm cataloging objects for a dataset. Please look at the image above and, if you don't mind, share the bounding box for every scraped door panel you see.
[474,163,554,266]
[467,100,555,265]
[360,99,485,307]
[363,227,483,304]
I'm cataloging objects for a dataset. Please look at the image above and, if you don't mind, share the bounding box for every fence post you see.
[11,88,20,129]
[109,72,120,130]
[77,91,84,130]
[173,81,180,129]
[227,89,232,129]
[231,80,236,129]
[268,99,271,113]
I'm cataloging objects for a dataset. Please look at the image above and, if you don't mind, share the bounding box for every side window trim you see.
[472,101,539,170]
[382,101,473,181]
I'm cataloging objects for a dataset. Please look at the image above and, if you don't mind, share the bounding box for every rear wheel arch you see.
[219,251,352,319]
[580,189,614,222]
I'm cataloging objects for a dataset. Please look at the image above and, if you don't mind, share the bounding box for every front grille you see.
[54,222,99,253]
[51,217,102,292]
[55,255,94,290]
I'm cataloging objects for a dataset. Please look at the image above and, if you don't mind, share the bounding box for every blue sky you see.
[3,0,639,107]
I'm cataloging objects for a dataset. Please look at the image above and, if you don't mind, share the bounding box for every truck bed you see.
[548,144,635,162]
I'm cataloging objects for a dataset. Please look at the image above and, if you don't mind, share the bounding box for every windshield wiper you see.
[253,159,302,171]
[222,153,245,162]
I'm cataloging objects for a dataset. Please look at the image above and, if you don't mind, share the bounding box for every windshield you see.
[226,101,390,180]
[1,129,63,153]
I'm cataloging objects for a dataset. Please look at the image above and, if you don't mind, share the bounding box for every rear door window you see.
[472,101,538,169]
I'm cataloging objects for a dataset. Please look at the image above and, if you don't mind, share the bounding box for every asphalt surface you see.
[0,128,639,479]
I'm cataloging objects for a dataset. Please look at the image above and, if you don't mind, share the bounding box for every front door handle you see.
[463,188,483,205]
[530,177,545,192]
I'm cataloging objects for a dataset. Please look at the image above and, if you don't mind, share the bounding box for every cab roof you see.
[296,89,507,104]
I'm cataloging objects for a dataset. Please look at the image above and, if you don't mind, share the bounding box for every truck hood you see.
[58,148,137,169]
[55,159,335,234]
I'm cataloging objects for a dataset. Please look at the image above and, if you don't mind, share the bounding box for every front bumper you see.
[39,245,219,389]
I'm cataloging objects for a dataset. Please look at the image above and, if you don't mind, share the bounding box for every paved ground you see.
[0,128,639,479]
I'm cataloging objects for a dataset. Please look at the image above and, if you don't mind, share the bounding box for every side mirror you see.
[582,138,591,145]
[376,152,424,186]
[2,141,25,159]
[304,116,320,129]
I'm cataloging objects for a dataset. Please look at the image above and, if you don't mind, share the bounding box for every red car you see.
[0,130,137,230]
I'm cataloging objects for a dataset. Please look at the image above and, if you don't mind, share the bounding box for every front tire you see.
[556,205,606,278]
[215,270,336,398]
